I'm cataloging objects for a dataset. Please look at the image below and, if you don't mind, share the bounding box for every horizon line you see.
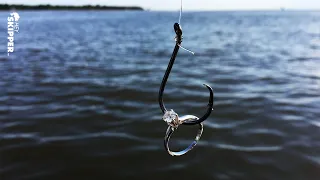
[150,8,320,11]
[2,3,320,12]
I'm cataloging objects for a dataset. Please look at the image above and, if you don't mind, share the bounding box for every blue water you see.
[0,10,320,180]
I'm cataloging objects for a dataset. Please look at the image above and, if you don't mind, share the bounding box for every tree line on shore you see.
[0,4,144,10]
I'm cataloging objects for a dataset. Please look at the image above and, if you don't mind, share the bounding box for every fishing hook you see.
[159,22,214,156]
[158,23,214,125]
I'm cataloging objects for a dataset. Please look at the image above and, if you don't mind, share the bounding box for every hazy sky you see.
[5,0,320,10]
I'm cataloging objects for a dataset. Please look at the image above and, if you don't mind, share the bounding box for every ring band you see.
[163,112,203,156]
[164,123,203,156]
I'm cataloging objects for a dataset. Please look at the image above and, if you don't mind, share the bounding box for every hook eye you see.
[174,23,182,36]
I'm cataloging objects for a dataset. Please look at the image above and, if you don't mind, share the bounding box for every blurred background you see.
[0,0,320,180]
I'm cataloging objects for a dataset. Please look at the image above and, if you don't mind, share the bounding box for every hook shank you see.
[158,43,180,114]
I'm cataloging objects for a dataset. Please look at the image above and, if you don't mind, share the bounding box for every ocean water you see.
[0,10,320,180]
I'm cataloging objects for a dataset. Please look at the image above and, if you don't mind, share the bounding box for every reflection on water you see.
[0,10,320,180]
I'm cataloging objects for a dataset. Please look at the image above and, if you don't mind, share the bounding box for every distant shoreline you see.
[0,4,144,11]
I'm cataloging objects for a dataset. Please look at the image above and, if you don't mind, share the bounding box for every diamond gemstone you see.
[163,109,178,123]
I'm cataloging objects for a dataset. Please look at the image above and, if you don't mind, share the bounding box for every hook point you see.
[202,83,211,89]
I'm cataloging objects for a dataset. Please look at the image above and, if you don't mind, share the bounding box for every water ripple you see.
[1,10,320,180]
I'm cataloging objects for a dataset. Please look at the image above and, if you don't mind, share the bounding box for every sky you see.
[5,0,320,11]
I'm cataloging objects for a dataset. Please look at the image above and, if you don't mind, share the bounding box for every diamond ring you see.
[163,109,203,156]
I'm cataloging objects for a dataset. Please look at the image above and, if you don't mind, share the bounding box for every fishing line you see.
[178,44,195,55]
[177,0,195,55]
[179,0,182,24]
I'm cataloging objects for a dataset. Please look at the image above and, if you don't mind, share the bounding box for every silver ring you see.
[163,109,203,156]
